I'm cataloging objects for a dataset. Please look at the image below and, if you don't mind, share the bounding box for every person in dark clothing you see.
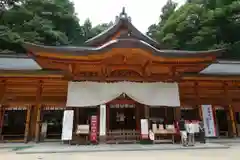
[179,118,187,146]
[199,121,206,144]
[179,118,186,131]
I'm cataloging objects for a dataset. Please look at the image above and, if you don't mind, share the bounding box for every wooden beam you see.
[182,76,240,81]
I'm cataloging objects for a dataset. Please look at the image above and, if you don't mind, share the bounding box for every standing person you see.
[187,120,195,146]
[179,117,187,146]
[199,120,206,144]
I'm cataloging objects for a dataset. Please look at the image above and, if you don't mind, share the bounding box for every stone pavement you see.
[13,142,228,154]
[207,137,240,144]
[1,147,240,160]
[0,142,34,149]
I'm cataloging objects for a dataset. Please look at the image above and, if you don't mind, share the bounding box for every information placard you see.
[90,115,98,142]
[61,110,74,141]
[140,119,149,139]
[201,105,217,137]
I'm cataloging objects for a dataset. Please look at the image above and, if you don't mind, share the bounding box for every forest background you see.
[0,0,239,59]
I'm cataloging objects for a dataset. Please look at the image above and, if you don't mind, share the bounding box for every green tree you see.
[0,0,84,53]
[148,0,240,58]
[147,0,177,39]
[0,0,22,19]
[91,22,113,37]
[82,18,113,41]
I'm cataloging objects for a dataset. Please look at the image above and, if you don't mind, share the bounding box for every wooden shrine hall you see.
[0,9,240,144]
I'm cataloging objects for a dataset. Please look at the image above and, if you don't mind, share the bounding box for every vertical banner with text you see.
[90,115,98,143]
[201,105,217,137]
[61,110,74,141]
[140,119,149,139]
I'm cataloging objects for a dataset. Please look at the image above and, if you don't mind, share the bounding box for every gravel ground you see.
[0,145,240,160]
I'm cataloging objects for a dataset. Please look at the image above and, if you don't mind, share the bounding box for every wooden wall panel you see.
[0,77,240,107]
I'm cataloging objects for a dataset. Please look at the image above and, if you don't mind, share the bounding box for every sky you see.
[73,0,186,33]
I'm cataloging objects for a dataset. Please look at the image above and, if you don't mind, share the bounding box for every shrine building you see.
[0,9,240,144]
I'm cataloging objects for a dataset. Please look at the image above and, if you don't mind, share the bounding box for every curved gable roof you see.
[84,8,163,49]
[23,39,224,58]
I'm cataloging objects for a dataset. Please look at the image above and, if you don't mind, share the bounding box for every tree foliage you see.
[0,0,109,53]
[82,19,113,41]
[147,0,240,58]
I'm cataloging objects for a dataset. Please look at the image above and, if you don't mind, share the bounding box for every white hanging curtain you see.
[66,81,180,107]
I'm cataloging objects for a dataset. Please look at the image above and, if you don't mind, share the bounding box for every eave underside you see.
[1,73,240,106]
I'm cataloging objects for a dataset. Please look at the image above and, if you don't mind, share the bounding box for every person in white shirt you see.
[186,120,195,146]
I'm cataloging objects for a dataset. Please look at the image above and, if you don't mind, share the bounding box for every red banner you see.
[90,115,98,143]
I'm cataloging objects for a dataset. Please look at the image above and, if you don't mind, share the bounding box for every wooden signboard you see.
[5,106,27,110]
[90,115,98,143]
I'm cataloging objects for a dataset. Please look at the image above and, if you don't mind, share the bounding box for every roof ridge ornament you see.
[120,7,127,17]
[118,7,131,21]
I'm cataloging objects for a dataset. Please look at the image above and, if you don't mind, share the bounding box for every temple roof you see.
[200,62,240,75]
[22,7,225,59]
[0,55,239,76]
[23,39,224,58]
[84,7,162,49]
[0,57,41,70]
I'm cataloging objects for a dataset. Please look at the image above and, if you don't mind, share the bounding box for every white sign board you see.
[201,105,217,137]
[99,104,106,136]
[76,125,89,134]
[149,130,155,141]
[61,110,74,141]
[41,123,48,138]
[140,119,149,139]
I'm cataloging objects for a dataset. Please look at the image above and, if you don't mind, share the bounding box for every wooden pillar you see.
[29,106,36,139]
[76,108,80,127]
[106,104,110,133]
[0,80,6,139]
[229,105,237,137]
[164,106,167,119]
[194,82,202,120]
[0,80,6,104]
[34,81,42,142]
[34,104,41,142]
[136,105,140,131]
[24,106,32,143]
[0,107,2,128]
[198,106,203,120]
[144,105,149,119]
[175,107,181,121]
[223,81,236,137]
[0,106,5,141]
[212,105,218,136]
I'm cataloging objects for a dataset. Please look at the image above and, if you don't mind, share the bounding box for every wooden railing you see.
[106,130,141,144]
